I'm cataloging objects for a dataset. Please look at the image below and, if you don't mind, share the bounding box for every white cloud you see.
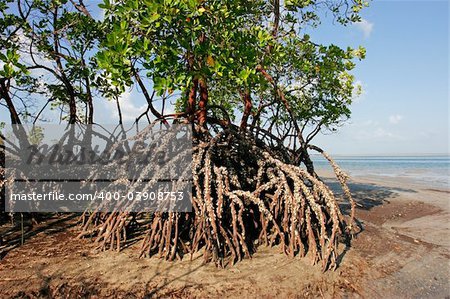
[104,89,148,123]
[348,119,404,141]
[354,18,374,38]
[353,127,404,141]
[389,114,403,125]
[373,128,397,138]
[361,120,379,127]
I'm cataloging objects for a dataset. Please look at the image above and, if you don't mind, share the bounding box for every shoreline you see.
[318,169,449,196]
[0,174,449,297]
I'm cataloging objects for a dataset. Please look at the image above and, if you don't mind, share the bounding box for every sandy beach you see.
[0,173,449,298]
[0,0,447,297]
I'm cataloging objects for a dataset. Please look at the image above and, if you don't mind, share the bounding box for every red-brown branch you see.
[198,77,208,126]
[187,78,198,117]
[240,90,252,130]
[256,65,305,145]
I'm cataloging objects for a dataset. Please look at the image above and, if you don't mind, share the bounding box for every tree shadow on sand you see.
[325,178,418,266]
[0,213,78,260]
[323,178,417,211]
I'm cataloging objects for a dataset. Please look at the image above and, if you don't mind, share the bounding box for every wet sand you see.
[0,174,449,298]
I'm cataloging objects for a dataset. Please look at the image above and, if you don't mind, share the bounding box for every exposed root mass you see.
[78,127,355,271]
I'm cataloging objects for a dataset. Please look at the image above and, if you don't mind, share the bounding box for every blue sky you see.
[95,0,449,155]
[310,0,449,155]
[1,1,448,155]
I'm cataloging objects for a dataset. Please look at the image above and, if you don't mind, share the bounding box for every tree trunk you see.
[198,78,208,126]
[300,147,315,176]
[187,78,198,117]
[134,70,166,121]
[86,81,94,124]
[0,79,30,150]
[0,80,22,125]
[240,90,252,130]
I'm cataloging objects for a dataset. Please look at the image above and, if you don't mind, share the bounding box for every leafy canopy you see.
[97,0,367,136]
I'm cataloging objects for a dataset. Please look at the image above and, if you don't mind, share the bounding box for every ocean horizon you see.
[311,155,450,190]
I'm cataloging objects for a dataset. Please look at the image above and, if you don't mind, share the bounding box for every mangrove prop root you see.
[77,129,355,271]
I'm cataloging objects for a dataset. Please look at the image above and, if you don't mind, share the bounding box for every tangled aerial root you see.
[78,128,355,271]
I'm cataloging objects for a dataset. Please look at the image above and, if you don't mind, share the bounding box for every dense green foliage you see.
[1,0,368,149]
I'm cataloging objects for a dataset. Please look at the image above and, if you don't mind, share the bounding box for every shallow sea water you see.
[312,155,450,190]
